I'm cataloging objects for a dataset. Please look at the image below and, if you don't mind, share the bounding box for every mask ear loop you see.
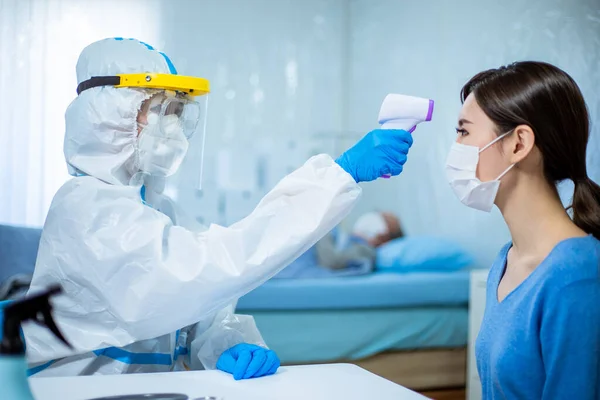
[478,129,516,181]
[479,129,514,153]
[495,163,515,180]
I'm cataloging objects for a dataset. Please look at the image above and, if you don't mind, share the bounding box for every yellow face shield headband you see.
[76,73,211,97]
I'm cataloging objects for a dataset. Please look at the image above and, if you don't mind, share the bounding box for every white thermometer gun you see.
[378,93,434,178]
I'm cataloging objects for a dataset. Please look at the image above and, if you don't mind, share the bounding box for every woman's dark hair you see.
[461,61,600,239]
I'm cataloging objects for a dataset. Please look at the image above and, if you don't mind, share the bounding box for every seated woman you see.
[449,61,600,398]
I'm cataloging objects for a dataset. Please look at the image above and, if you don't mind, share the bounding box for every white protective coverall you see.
[23,38,361,376]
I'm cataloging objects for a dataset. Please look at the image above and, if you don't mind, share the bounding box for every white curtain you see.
[0,0,160,227]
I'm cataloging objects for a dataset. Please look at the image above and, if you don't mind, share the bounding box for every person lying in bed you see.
[315,211,404,270]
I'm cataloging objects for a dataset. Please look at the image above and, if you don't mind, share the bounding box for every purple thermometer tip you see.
[426,99,434,122]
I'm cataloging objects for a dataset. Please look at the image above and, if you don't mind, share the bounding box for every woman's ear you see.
[506,124,535,164]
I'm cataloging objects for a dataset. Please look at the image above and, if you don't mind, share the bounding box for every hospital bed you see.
[237,270,470,391]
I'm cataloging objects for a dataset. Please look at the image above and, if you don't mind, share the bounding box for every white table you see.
[29,363,428,400]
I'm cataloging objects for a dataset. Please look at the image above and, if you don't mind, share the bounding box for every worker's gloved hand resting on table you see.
[335,129,413,183]
[217,343,280,380]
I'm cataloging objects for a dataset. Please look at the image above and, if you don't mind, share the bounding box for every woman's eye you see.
[455,128,469,137]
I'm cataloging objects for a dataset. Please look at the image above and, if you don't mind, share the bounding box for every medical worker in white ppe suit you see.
[23,38,413,379]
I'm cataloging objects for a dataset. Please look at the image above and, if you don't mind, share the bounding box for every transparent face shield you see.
[75,72,210,193]
[137,90,209,191]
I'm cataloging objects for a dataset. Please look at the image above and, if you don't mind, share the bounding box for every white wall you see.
[156,0,347,226]
[346,0,600,267]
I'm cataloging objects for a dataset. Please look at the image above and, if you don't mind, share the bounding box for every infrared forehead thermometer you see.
[378,93,434,132]
[378,93,434,178]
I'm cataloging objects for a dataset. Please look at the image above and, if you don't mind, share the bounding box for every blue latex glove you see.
[335,129,413,183]
[216,343,280,380]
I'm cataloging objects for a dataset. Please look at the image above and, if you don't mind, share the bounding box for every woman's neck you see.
[497,175,586,259]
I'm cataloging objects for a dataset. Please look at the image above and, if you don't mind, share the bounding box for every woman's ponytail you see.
[572,177,600,240]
